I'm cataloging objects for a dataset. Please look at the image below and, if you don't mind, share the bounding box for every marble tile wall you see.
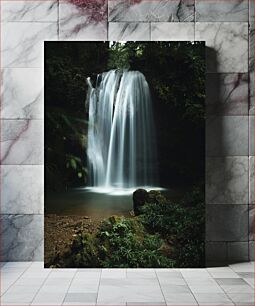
[0,0,254,265]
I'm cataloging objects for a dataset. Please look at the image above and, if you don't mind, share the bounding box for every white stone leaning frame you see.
[0,0,254,264]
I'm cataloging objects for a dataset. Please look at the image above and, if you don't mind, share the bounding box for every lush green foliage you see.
[140,186,205,267]
[64,187,204,268]
[71,216,175,268]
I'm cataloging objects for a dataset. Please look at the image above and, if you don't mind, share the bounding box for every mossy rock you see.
[133,189,148,215]
[133,189,167,215]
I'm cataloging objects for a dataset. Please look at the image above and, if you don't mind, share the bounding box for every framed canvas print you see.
[44,41,205,268]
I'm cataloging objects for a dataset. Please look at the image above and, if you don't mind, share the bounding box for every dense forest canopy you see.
[45,41,205,191]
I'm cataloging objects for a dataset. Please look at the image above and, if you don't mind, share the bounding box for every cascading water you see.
[86,70,157,193]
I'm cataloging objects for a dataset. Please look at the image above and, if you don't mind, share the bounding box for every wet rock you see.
[133,189,148,215]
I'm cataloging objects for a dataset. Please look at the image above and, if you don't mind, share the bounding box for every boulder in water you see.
[133,189,149,215]
[133,189,167,215]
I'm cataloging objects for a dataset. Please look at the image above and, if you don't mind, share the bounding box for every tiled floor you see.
[0,262,254,305]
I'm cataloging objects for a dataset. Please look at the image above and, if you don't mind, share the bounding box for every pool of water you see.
[45,186,182,218]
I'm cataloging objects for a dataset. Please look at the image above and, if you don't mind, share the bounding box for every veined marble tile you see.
[2,22,58,68]
[206,116,248,156]
[195,22,248,73]
[196,0,248,22]
[249,156,254,205]
[59,1,107,40]
[108,0,194,22]
[249,70,254,114]
[249,26,254,114]
[109,22,150,41]
[206,204,248,241]
[1,68,43,119]
[1,165,43,214]
[151,22,194,41]
[206,73,248,116]
[1,0,58,22]
[0,119,43,165]
[0,214,43,261]
[206,156,249,204]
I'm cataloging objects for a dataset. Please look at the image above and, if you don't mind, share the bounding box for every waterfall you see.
[87,70,157,192]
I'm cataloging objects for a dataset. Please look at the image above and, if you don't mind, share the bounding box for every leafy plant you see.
[70,216,175,268]
[140,186,205,267]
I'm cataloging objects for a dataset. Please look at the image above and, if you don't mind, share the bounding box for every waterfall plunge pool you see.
[45,187,183,219]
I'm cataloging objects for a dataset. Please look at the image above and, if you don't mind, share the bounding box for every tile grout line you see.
[29,266,53,305]
[95,269,102,305]
[1,262,33,296]
[179,269,199,305]
[61,268,78,305]
[207,266,241,305]
[154,269,167,306]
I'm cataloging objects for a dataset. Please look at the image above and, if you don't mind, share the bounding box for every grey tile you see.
[0,119,43,165]
[192,292,233,305]
[206,157,249,204]
[207,267,240,278]
[237,272,254,278]
[215,278,247,285]
[227,242,249,263]
[59,1,107,40]
[108,0,195,22]
[109,22,150,41]
[160,284,191,294]
[0,214,43,261]
[64,293,97,303]
[206,204,248,241]
[205,242,227,266]
[249,116,254,154]
[249,204,254,240]
[249,26,254,114]
[249,157,254,205]
[195,23,248,73]
[220,284,253,294]
[230,262,254,272]
[206,73,248,116]
[249,241,254,260]
[227,292,254,305]
[249,70,254,114]
[151,22,195,40]
[162,293,198,305]
[196,0,248,22]
[1,165,43,214]
[31,291,66,304]
[206,116,248,156]
[127,303,166,306]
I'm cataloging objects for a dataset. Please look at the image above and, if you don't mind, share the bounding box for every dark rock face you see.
[133,189,148,215]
